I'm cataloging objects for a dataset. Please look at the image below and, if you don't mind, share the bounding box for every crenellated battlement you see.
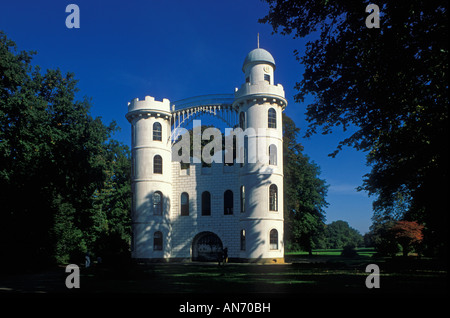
[127,95,171,113]
[126,96,172,123]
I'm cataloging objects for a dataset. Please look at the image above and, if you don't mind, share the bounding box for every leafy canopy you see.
[260,0,448,255]
[0,31,131,265]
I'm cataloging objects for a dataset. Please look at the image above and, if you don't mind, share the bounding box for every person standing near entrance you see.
[223,247,228,265]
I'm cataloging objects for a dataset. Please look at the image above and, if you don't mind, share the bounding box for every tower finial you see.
[257,33,260,48]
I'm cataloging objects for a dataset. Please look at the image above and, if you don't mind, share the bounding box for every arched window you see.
[269,144,277,165]
[153,155,162,174]
[269,184,278,211]
[269,229,278,250]
[240,185,245,213]
[224,190,233,215]
[239,112,245,130]
[153,191,163,215]
[201,191,211,216]
[154,231,163,251]
[240,229,246,251]
[181,192,189,216]
[268,108,277,128]
[153,122,162,141]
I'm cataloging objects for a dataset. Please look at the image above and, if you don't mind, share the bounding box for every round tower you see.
[234,47,287,263]
[126,96,172,261]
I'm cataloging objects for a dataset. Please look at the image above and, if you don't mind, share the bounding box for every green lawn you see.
[79,257,446,295]
[285,247,376,257]
[0,248,446,297]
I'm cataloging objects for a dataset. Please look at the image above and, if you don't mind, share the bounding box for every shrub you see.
[341,244,358,257]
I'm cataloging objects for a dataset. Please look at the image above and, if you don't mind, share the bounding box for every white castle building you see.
[126,46,287,263]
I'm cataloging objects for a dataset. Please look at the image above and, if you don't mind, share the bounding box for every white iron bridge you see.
[170,94,237,142]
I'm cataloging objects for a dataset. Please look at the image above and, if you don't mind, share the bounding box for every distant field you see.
[286,247,376,257]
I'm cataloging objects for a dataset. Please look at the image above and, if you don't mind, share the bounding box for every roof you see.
[242,48,276,72]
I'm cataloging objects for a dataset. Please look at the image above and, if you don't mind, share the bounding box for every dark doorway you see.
[192,232,223,262]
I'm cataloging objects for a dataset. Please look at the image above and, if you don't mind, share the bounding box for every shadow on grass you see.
[0,255,447,296]
[77,255,447,296]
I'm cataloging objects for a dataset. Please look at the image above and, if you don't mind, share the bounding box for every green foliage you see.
[366,218,425,257]
[365,218,401,257]
[90,139,131,261]
[260,0,448,256]
[0,31,131,267]
[391,221,424,257]
[52,195,87,264]
[283,114,328,253]
[325,220,363,249]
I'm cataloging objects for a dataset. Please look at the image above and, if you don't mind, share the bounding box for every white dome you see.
[242,48,276,72]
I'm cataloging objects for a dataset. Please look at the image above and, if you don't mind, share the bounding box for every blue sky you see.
[1,0,374,234]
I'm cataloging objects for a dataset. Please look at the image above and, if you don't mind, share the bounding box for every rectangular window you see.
[240,186,245,213]
[264,74,270,83]
[202,191,211,216]
[224,190,233,215]
[180,162,190,170]
[154,232,163,251]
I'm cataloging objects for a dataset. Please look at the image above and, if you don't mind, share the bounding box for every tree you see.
[283,114,328,253]
[260,1,448,256]
[390,221,424,257]
[367,218,424,257]
[325,220,363,249]
[0,31,130,266]
[366,217,399,257]
[90,139,131,264]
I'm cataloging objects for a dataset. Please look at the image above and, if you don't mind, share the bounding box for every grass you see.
[286,247,377,257]
[0,248,447,297]
[78,257,446,295]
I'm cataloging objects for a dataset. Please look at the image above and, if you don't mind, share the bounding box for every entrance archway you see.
[192,232,223,262]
